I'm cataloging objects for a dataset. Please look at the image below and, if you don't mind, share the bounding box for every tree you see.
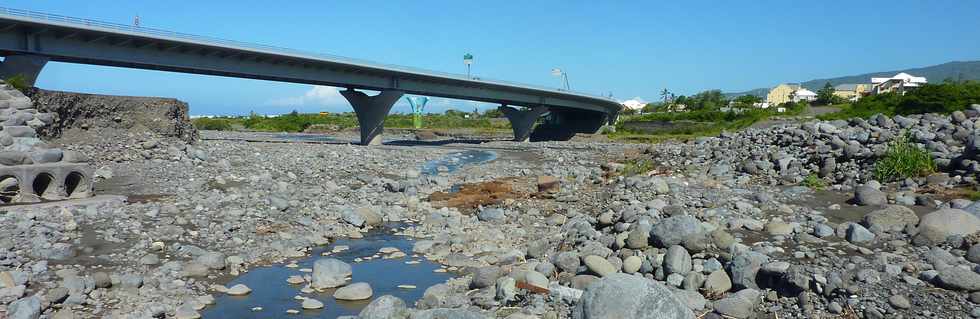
[733,95,761,108]
[641,103,660,113]
[660,89,672,103]
[816,82,837,105]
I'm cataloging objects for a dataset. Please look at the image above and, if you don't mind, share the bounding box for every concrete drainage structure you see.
[0,80,94,204]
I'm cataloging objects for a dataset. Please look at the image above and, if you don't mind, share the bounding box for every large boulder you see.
[312,258,352,289]
[862,205,919,233]
[917,209,980,244]
[728,251,769,290]
[650,215,704,248]
[935,267,980,291]
[573,273,694,319]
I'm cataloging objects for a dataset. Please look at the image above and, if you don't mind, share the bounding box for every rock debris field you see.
[5,88,980,318]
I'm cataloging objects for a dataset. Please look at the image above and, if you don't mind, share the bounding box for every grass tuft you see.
[801,173,827,190]
[873,132,936,182]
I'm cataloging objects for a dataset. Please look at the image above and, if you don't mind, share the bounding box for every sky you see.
[7,1,980,115]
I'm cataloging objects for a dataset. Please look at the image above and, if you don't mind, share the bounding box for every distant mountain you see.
[725,60,980,98]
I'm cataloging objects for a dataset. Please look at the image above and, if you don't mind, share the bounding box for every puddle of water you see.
[785,188,932,224]
[202,225,451,318]
[421,150,496,176]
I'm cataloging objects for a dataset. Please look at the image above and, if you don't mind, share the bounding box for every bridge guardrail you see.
[0,7,618,104]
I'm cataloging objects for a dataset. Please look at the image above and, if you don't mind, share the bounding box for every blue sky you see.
[7,1,980,115]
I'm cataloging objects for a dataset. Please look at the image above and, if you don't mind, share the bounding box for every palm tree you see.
[660,89,671,103]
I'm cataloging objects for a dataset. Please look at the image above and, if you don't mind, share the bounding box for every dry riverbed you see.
[5,107,980,319]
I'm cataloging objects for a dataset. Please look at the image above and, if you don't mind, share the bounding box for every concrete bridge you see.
[0,7,622,144]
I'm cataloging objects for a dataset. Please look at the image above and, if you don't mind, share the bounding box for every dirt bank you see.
[26,88,198,143]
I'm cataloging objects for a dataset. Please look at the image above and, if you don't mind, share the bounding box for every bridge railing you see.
[0,7,617,103]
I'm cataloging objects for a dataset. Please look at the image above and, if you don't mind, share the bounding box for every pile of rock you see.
[653,105,980,188]
[0,82,92,203]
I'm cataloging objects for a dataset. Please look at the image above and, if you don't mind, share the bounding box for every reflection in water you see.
[202,225,452,318]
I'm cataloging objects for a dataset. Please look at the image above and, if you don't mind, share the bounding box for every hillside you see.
[726,60,980,98]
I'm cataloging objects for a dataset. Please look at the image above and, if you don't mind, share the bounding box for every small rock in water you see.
[397,284,416,289]
[286,276,305,284]
[334,282,373,300]
[226,284,252,296]
[301,298,324,309]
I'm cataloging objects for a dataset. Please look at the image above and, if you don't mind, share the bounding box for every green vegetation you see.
[818,81,980,120]
[4,74,28,93]
[620,158,655,176]
[192,109,511,133]
[613,99,809,141]
[800,173,827,190]
[873,133,936,182]
[815,82,845,105]
[192,117,234,131]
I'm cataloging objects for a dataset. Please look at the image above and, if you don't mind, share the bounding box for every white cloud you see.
[266,85,348,107]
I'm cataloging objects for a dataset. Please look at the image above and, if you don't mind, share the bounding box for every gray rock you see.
[846,223,876,244]
[495,277,517,302]
[584,255,616,277]
[935,267,980,291]
[968,244,980,264]
[312,258,352,289]
[0,151,31,166]
[523,270,549,289]
[888,295,911,309]
[650,215,703,248]
[863,205,919,233]
[554,251,580,274]
[918,209,980,244]
[572,273,694,319]
[92,272,111,289]
[359,295,409,319]
[477,207,506,222]
[703,270,732,295]
[729,251,769,290]
[854,185,887,206]
[411,308,488,319]
[622,256,642,274]
[7,295,41,319]
[334,282,373,300]
[225,284,251,296]
[663,245,692,275]
[470,266,501,289]
[196,252,226,270]
[713,289,760,319]
[30,149,62,164]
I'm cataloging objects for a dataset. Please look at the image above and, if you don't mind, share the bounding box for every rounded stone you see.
[584,255,617,277]
[301,298,324,309]
[622,256,642,274]
[334,282,373,300]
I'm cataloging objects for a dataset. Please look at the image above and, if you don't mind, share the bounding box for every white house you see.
[871,72,927,95]
[792,88,817,102]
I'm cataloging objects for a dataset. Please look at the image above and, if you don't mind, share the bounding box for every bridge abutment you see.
[340,89,404,146]
[499,105,548,142]
[0,55,48,87]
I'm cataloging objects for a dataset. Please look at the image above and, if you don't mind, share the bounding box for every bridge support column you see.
[499,105,548,142]
[0,55,49,87]
[341,89,404,146]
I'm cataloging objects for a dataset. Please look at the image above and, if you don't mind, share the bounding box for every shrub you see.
[800,173,827,190]
[4,74,28,93]
[873,133,936,182]
[192,117,234,131]
[621,158,655,176]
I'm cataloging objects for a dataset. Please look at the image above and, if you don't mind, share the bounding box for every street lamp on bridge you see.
[463,53,473,79]
[551,68,569,91]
